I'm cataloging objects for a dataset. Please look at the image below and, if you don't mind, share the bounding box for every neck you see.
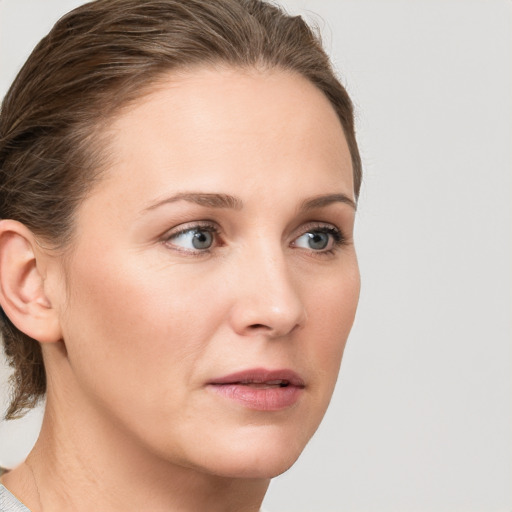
[4,386,269,512]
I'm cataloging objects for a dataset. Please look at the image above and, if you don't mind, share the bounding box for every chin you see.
[203,449,303,480]
[186,421,315,480]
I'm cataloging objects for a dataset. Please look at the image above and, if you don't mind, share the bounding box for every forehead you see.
[89,66,354,210]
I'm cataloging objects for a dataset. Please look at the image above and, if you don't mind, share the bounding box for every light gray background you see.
[0,1,511,511]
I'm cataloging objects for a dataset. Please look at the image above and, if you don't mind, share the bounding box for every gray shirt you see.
[0,485,31,512]
[0,484,271,511]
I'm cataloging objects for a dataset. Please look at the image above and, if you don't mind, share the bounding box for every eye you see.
[297,231,329,250]
[164,225,218,252]
[292,226,344,252]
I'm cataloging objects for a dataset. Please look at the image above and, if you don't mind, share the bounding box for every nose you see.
[228,248,307,338]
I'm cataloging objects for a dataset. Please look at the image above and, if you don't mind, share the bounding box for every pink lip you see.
[207,368,305,411]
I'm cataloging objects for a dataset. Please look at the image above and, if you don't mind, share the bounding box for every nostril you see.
[230,296,306,337]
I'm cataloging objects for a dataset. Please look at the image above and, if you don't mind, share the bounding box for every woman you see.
[0,1,361,510]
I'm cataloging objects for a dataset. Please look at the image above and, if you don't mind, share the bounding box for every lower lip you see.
[208,384,304,411]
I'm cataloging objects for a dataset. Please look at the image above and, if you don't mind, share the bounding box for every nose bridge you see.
[229,237,307,337]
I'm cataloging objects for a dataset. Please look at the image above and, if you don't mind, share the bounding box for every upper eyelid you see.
[292,221,343,236]
[297,221,339,229]
[293,224,344,241]
[163,220,342,234]
[162,221,219,238]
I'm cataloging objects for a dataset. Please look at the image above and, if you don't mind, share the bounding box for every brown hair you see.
[0,0,362,419]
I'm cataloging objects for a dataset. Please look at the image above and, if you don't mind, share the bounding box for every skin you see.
[1,67,359,512]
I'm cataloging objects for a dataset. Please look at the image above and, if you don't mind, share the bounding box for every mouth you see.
[207,368,305,411]
[230,379,292,389]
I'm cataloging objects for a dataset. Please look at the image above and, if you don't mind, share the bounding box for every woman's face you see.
[53,67,359,478]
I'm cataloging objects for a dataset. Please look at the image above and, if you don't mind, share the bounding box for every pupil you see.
[192,230,212,249]
[308,232,328,250]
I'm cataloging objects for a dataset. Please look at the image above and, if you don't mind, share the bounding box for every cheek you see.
[60,243,241,402]
[60,251,209,403]
[305,264,360,381]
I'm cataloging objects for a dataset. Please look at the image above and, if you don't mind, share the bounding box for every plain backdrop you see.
[0,1,511,511]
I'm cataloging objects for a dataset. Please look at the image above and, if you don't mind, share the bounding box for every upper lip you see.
[207,368,305,387]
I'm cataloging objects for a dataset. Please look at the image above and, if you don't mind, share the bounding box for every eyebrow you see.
[144,191,356,213]
[299,193,357,211]
[145,192,243,211]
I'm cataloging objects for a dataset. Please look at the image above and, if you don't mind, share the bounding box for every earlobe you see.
[0,220,62,343]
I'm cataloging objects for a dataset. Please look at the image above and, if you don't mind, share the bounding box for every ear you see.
[0,219,62,343]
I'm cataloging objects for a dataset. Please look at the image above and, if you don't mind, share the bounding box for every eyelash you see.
[162,222,346,256]
[296,223,347,255]
[162,222,221,256]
